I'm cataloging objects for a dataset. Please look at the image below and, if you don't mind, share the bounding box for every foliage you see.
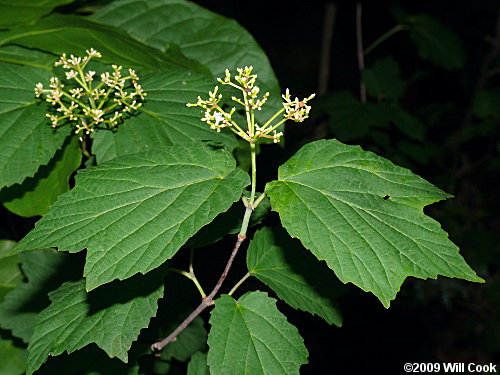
[0,0,494,374]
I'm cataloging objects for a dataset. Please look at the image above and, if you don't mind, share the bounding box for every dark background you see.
[188,0,499,373]
[1,0,498,373]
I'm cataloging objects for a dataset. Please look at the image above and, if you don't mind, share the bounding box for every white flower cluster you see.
[34,49,146,139]
[282,89,315,122]
[218,66,270,111]
[186,66,314,144]
[186,86,236,133]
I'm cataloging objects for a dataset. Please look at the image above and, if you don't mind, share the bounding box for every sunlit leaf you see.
[265,139,483,307]
[13,143,249,290]
[207,292,308,374]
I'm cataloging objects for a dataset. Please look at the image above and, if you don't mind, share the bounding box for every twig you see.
[355,2,367,103]
[228,272,251,296]
[364,24,408,56]
[151,233,246,352]
[318,2,337,96]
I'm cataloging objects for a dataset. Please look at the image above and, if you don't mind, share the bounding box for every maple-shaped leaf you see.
[265,139,483,307]
[207,292,308,375]
[247,227,343,326]
[12,143,249,290]
[26,269,165,375]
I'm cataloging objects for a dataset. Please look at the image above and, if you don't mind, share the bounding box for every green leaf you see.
[26,270,165,375]
[187,352,209,375]
[91,70,237,163]
[13,143,249,290]
[405,14,465,70]
[0,249,80,342]
[207,292,308,375]
[0,0,74,28]
[0,14,206,73]
[0,46,56,70]
[0,62,70,188]
[1,135,81,217]
[0,240,23,302]
[0,336,27,375]
[247,227,343,326]
[93,0,281,123]
[363,57,406,101]
[265,139,483,307]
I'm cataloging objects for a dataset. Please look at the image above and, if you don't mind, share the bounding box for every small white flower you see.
[86,48,102,58]
[85,71,95,82]
[68,54,82,66]
[65,70,78,80]
[34,83,44,97]
[128,68,138,80]
[272,130,283,143]
[49,77,60,88]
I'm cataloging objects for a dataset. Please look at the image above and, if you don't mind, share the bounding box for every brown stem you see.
[355,2,367,103]
[151,234,246,352]
[318,2,337,96]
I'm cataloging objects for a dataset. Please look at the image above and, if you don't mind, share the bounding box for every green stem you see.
[189,246,195,274]
[261,107,285,130]
[253,192,266,209]
[168,266,206,299]
[215,104,247,135]
[249,142,257,204]
[243,92,253,136]
[239,206,253,238]
[263,118,288,135]
[189,275,206,299]
[364,24,408,56]
[79,138,91,158]
[59,90,88,109]
[76,66,97,109]
[228,272,251,296]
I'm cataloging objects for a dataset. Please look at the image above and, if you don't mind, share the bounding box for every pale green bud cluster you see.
[34,48,146,139]
[187,66,315,144]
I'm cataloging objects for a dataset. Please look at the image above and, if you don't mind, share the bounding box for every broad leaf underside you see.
[265,139,483,307]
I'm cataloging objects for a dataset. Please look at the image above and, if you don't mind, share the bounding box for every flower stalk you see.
[152,67,316,354]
